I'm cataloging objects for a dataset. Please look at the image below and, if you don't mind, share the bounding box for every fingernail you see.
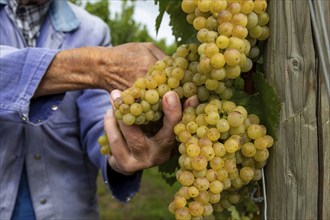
[111,90,122,100]
[166,93,178,108]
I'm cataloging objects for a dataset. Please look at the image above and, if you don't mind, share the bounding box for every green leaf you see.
[253,72,281,138]
[158,154,179,186]
[231,72,281,139]
[155,0,197,45]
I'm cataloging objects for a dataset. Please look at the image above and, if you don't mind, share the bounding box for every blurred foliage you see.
[71,0,176,54]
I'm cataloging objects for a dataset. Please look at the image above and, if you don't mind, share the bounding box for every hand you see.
[103,90,199,175]
[98,42,166,91]
[34,43,165,97]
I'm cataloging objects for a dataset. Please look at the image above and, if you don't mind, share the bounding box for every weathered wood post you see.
[264,0,329,219]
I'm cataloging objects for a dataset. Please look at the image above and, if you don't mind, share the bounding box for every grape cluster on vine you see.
[98,0,271,219]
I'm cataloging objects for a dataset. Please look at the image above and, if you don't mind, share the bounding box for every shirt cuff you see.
[101,156,142,203]
[19,49,59,125]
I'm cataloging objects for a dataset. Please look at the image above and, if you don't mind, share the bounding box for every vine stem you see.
[262,168,268,220]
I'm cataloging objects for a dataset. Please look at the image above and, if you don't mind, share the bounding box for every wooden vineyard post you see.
[263,0,329,219]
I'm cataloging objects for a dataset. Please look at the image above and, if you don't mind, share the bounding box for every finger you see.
[117,119,147,153]
[104,108,130,161]
[154,91,182,139]
[183,95,199,108]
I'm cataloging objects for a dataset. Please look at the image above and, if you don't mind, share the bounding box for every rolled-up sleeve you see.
[0,45,63,125]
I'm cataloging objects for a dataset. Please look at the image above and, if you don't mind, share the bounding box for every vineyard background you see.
[74,0,330,219]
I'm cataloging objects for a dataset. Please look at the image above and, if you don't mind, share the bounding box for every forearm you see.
[34,47,103,97]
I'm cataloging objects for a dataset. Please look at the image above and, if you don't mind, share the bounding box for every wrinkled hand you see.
[98,42,166,92]
[103,90,199,175]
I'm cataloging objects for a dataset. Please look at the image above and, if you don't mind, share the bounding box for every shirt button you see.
[40,198,47,205]
[22,115,27,121]
[34,154,41,160]
[37,119,43,123]
[51,105,58,111]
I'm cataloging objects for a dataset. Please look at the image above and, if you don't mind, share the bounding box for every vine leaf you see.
[231,72,281,139]
[154,0,197,45]
[157,154,179,186]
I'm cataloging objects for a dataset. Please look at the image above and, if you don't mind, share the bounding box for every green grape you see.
[253,0,267,14]
[198,0,211,12]
[217,10,232,23]
[247,124,263,139]
[197,86,210,102]
[186,143,201,157]
[129,103,143,116]
[122,113,135,125]
[135,113,146,125]
[206,16,218,31]
[195,191,210,205]
[218,21,233,36]
[258,26,270,41]
[213,142,227,157]
[249,25,262,38]
[216,35,230,49]
[205,169,218,182]
[204,43,219,58]
[240,0,254,14]
[186,121,199,134]
[231,13,248,26]
[193,168,207,178]
[145,75,158,89]
[173,195,187,209]
[253,148,269,162]
[157,84,171,97]
[227,2,241,15]
[254,136,268,150]
[210,0,227,13]
[241,142,257,157]
[144,89,159,104]
[227,111,245,127]
[191,155,208,171]
[225,65,241,79]
[206,127,220,141]
[210,156,225,170]
[239,166,255,182]
[229,36,246,53]
[181,0,197,14]
[98,134,108,146]
[202,203,214,217]
[187,13,196,24]
[179,170,195,187]
[100,145,111,155]
[193,16,207,30]
[189,201,205,217]
[210,53,226,69]
[258,11,270,26]
[200,145,215,161]
[183,82,198,98]
[175,207,191,220]
[208,192,221,204]
[209,180,223,194]
[193,177,210,191]
[246,12,259,29]
[224,48,241,66]
[216,168,229,182]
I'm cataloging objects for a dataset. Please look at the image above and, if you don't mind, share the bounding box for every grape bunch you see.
[99,0,271,219]
[169,100,273,219]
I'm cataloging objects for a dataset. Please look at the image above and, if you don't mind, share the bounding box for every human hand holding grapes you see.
[103,90,199,175]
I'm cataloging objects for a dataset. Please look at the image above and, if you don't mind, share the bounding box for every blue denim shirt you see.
[0,1,141,219]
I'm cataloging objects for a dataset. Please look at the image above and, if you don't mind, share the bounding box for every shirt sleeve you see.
[0,45,64,125]
[76,89,142,202]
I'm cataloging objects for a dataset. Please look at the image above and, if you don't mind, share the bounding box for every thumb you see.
[157,91,182,137]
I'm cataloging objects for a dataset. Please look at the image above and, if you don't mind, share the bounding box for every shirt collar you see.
[0,0,80,32]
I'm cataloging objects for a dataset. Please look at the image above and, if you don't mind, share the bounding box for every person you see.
[0,0,197,219]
